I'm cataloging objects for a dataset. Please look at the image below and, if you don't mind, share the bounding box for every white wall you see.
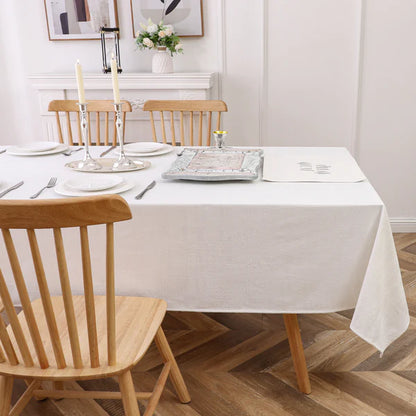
[0,0,415,228]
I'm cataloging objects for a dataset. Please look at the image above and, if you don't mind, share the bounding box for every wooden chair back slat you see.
[48,100,132,146]
[189,112,194,146]
[55,112,64,144]
[198,111,203,146]
[87,112,92,146]
[0,312,18,365]
[80,226,100,368]
[207,112,212,146]
[180,112,184,146]
[106,223,116,366]
[65,112,73,146]
[0,196,132,371]
[27,229,67,369]
[0,343,5,363]
[160,111,167,144]
[53,228,83,369]
[170,111,176,146]
[0,268,33,366]
[113,116,117,146]
[2,229,49,369]
[143,100,228,146]
[96,112,100,146]
[76,112,82,145]
[105,112,109,145]
[122,111,127,145]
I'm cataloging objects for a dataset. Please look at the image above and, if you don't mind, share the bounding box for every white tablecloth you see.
[0,146,409,353]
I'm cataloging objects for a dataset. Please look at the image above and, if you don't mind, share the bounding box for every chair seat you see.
[0,295,167,380]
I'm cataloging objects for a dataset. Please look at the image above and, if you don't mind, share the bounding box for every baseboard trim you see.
[390,218,416,233]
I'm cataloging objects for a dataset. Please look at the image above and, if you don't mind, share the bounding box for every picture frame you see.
[130,0,204,38]
[44,0,119,41]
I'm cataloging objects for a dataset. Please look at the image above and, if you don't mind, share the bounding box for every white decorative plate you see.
[124,142,165,153]
[65,175,124,192]
[55,180,135,197]
[65,158,151,173]
[18,141,61,152]
[7,143,68,156]
[116,144,173,157]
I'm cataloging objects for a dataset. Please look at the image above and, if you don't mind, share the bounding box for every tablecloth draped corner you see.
[350,205,410,353]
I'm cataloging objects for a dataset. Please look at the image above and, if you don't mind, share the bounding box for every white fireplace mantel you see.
[28,72,218,141]
[29,72,216,91]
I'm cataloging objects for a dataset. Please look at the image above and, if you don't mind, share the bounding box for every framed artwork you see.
[130,0,204,38]
[44,0,118,41]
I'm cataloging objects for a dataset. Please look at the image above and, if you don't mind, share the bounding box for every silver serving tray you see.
[162,148,263,181]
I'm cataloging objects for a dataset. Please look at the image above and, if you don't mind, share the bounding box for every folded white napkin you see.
[263,148,366,182]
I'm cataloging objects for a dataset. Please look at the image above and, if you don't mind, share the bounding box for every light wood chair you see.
[142,100,228,146]
[0,195,190,416]
[48,100,132,146]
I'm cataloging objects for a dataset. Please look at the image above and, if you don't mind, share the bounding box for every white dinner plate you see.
[7,143,68,156]
[65,175,124,192]
[124,142,165,153]
[116,144,173,157]
[18,141,61,152]
[55,179,135,197]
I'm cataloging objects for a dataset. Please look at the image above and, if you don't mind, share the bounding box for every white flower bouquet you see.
[135,18,183,55]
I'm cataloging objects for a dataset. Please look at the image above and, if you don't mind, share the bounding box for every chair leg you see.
[119,371,141,416]
[154,327,191,404]
[283,314,311,394]
[0,375,13,416]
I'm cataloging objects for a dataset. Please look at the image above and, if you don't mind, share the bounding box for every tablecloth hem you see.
[350,315,410,354]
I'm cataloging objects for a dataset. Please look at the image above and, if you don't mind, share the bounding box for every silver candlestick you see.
[112,102,136,170]
[77,103,102,170]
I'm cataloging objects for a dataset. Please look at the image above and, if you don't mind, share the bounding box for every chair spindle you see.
[0,269,33,366]
[198,111,203,146]
[27,229,66,369]
[106,223,116,366]
[160,111,167,144]
[170,111,176,146]
[55,112,64,144]
[53,228,83,369]
[207,112,212,146]
[2,229,49,369]
[189,112,194,146]
[79,226,100,368]
[96,112,101,146]
[0,312,18,365]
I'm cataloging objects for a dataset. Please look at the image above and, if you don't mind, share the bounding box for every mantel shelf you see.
[28,72,216,90]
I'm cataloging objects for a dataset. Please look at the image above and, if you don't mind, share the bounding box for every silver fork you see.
[63,147,83,156]
[30,177,57,199]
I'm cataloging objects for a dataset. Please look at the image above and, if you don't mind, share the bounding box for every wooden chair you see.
[48,100,132,146]
[0,195,190,416]
[142,100,228,146]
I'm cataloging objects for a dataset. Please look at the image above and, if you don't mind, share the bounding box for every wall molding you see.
[390,218,416,233]
[351,0,366,161]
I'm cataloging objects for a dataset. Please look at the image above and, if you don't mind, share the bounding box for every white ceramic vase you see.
[152,47,174,74]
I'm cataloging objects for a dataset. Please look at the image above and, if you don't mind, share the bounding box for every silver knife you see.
[100,145,117,157]
[0,149,7,154]
[0,181,24,198]
[135,180,156,200]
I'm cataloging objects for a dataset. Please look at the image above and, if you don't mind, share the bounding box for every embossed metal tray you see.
[162,148,263,181]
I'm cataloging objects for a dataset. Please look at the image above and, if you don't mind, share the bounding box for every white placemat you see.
[263,147,366,182]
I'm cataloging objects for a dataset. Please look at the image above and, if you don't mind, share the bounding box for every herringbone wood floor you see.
[5,233,416,415]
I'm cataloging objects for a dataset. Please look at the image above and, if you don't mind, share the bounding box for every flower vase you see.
[152,46,173,74]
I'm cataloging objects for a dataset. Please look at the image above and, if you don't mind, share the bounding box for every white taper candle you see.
[111,56,121,104]
[75,60,86,104]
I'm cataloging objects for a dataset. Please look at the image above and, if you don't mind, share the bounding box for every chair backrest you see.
[143,100,228,146]
[0,195,132,370]
[48,100,132,146]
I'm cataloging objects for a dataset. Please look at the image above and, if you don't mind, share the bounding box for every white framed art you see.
[130,0,204,38]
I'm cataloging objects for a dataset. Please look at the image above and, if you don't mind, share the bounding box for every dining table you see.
[0,145,409,364]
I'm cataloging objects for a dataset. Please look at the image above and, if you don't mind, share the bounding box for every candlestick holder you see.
[112,102,136,170]
[77,103,102,170]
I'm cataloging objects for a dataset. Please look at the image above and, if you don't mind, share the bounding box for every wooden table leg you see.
[283,314,311,394]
